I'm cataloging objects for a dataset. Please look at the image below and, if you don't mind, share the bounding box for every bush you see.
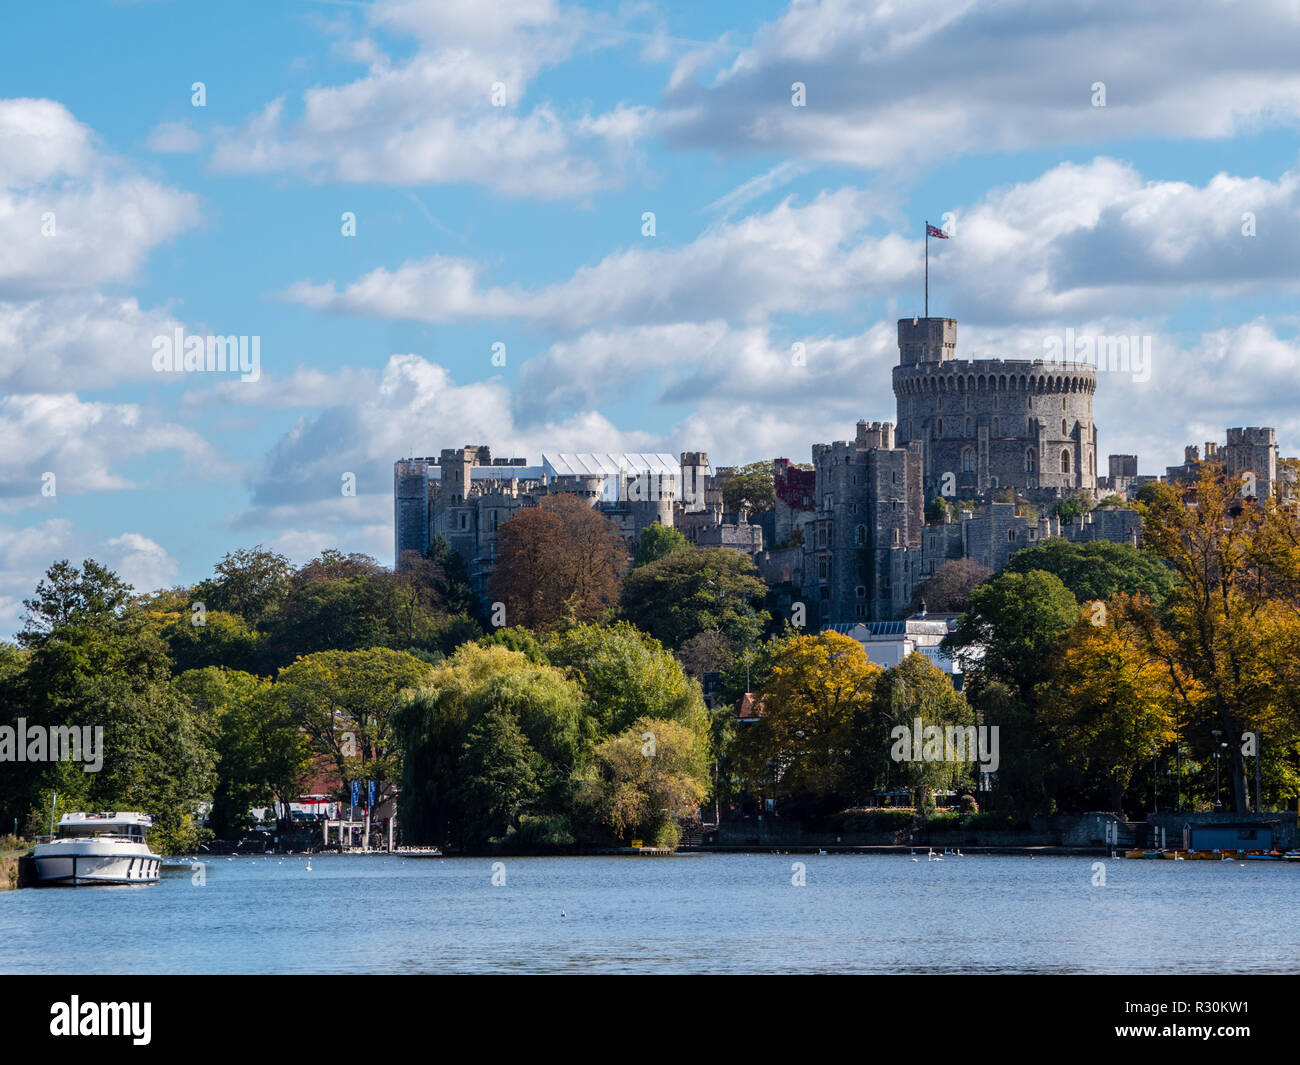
[495,814,575,854]
[925,811,961,829]
[835,808,916,834]
[962,811,1028,832]
[959,794,979,814]
[652,820,682,848]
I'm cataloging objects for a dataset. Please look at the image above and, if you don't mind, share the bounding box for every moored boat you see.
[33,812,161,886]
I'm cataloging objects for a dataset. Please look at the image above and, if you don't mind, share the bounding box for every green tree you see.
[633,523,689,568]
[393,644,590,850]
[722,461,776,515]
[620,546,770,651]
[855,653,975,806]
[1003,538,1175,608]
[544,621,709,737]
[15,560,216,853]
[574,717,708,846]
[456,708,540,849]
[193,547,294,628]
[275,648,436,804]
[946,570,1080,698]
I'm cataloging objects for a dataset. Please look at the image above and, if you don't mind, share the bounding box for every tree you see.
[489,494,625,630]
[1003,538,1175,607]
[620,546,770,651]
[393,644,590,850]
[734,631,881,804]
[677,629,737,679]
[1038,602,1178,811]
[721,461,776,515]
[946,570,1080,699]
[162,609,264,674]
[456,708,540,850]
[423,536,478,618]
[193,547,294,628]
[1134,467,1300,812]
[574,718,708,846]
[294,550,384,585]
[911,559,991,613]
[14,560,216,854]
[175,667,309,836]
[544,621,709,738]
[633,523,689,568]
[854,652,975,807]
[274,648,436,804]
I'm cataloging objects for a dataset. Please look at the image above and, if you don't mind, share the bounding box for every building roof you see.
[543,453,679,478]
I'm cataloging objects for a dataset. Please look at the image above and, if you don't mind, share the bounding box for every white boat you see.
[33,812,161,886]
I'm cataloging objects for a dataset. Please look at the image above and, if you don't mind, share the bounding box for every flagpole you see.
[924,220,929,318]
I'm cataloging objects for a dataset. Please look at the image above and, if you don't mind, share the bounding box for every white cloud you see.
[146,120,201,154]
[658,0,1300,169]
[0,99,199,298]
[209,0,649,198]
[0,393,217,506]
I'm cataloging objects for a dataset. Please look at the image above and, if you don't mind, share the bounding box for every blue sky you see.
[2,0,1300,636]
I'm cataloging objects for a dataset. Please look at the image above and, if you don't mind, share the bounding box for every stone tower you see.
[892,317,1097,501]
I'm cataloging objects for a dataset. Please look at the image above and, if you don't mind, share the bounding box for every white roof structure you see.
[542,453,679,478]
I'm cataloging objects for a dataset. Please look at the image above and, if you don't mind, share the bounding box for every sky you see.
[3,0,1300,637]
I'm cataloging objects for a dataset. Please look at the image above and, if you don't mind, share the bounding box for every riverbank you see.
[1,849,35,891]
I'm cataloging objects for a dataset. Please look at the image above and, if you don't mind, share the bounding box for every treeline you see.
[3,465,1299,855]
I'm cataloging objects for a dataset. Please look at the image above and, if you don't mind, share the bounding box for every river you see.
[2,852,1295,974]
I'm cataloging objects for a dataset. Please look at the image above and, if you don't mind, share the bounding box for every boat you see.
[33,812,161,886]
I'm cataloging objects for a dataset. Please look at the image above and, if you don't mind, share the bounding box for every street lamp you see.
[1211,730,1223,810]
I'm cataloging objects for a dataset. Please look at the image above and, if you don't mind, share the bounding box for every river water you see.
[2,853,1295,974]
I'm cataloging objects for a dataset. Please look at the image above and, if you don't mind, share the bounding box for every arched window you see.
[965,417,972,436]
[855,524,866,546]
[1025,449,1036,473]
[1061,418,1068,435]
[937,418,944,436]
[962,447,975,473]
[1061,449,1071,474]
[1007,529,1017,542]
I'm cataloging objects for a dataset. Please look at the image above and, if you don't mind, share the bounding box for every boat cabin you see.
[1183,821,1273,852]
[56,811,152,843]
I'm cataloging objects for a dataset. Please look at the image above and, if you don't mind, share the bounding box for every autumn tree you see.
[489,494,625,630]
[911,559,991,613]
[1038,599,1180,812]
[1134,468,1300,811]
[734,630,881,805]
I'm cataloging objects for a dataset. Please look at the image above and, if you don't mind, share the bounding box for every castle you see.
[394,448,758,599]
[394,316,1292,625]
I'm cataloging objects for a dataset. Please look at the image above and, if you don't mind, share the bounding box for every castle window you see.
[1062,419,1068,435]
[892,529,900,545]
[892,471,899,484]
[965,417,972,436]
[993,395,999,409]
[1061,449,1071,474]
[938,397,944,412]
[856,585,866,599]
[1008,529,1017,543]
[856,605,866,619]
[1062,396,1067,409]
[962,447,975,473]
[855,525,866,546]
[1025,450,1036,473]
[458,512,469,530]
[937,418,944,436]
[993,418,1000,436]
[991,476,999,489]
[819,560,829,580]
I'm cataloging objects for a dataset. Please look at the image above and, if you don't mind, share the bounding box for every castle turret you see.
[897,317,957,366]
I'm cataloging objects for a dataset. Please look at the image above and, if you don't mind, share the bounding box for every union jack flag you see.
[926,223,949,239]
